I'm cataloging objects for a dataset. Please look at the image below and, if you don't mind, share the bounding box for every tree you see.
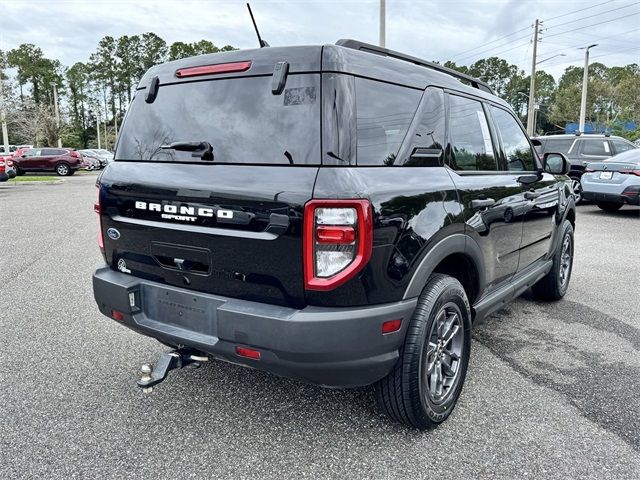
[468,57,520,98]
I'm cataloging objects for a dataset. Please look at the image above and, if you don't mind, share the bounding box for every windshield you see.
[116,74,321,165]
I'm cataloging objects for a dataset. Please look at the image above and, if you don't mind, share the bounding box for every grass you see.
[8,175,63,182]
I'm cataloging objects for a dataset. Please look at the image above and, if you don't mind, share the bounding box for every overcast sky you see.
[1,0,639,80]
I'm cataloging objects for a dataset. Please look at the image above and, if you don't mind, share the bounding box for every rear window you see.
[116,74,320,164]
[355,78,421,165]
[541,138,575,154]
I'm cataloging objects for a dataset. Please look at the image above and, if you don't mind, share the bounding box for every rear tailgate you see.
[99,163,317,308]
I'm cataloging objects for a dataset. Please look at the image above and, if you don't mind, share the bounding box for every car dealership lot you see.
[1,175,639,479]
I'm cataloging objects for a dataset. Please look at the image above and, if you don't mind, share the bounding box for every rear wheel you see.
[531,220,574,301]
[375,274,472,430]
[15,166,24,176]
[596,201,623,212]
[55,163,71,176]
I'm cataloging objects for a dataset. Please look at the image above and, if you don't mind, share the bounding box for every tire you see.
[596,201,623,212]
[375,274,472,430]
[531,220,574,301]
[68,169,76,176]
[55,163,71,176]
[570,177,583,204]
[15,167,24,176]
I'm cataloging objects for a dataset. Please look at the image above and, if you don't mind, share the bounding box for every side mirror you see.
[543,152,570,175]
[21,154,26,158]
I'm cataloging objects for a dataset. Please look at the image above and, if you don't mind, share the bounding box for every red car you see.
[13,147,82,176]
[0,157,7,182]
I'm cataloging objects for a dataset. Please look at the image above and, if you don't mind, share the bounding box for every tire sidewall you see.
[413,278,472,425]
[56,163,70,176]
[555,221,574,297]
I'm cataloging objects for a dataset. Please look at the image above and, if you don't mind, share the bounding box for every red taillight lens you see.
[175,61,251,78]
[619,169,640,176]
[95,186,104,251]
[111,310,125,321]
[69,150,80,158]
[235,346,261,360]
[303,199,373,291]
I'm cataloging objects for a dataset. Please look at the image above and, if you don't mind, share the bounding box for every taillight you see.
[175,61,252,78]
[69,150,80,158]
[303,199,372,291]
[95,185,104,252]
[619,169,640,176]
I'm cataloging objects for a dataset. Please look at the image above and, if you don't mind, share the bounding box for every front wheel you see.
[596,201,623,212]
[375,274,472,430]
[531,220,574,301]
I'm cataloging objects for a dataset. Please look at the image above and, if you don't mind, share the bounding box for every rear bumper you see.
[582,190,640,205]
[92,267,417,387]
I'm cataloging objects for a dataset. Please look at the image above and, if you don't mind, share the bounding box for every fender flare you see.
[402,233,486,300]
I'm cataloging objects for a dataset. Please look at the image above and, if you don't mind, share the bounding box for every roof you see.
[533,134,626,140]
[137,41,511,110]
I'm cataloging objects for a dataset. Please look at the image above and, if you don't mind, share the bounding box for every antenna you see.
[247,3,269,48]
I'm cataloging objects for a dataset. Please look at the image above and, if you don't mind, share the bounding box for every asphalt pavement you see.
[1,174,639,479]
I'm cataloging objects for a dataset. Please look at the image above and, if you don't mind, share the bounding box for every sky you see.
[1,0,639,81]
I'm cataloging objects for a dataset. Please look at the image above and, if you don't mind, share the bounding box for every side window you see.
[447,94,497,171]
[24,149,41,157]
[355,77,421,165]
[544,138,575,155]
[490,106,536,171]
[401,88,445,166]
[41,148,57,156]
[580,140,610,156]
[612,139,635,154]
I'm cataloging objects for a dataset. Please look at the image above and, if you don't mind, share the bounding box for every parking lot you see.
[1,174,639,479]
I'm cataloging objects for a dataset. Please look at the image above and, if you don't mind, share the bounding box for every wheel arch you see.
[403,234,485,306]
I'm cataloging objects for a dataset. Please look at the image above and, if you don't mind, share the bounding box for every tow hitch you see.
[137,349,209,393]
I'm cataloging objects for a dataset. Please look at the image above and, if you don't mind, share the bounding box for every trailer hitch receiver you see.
[137,349,208,393]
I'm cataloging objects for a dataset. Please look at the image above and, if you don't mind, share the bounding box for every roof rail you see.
[335,39,494,94]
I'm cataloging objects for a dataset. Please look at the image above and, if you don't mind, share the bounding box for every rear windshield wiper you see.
[161,141,214,161]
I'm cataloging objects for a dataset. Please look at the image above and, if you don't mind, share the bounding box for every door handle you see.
[524,190,541,200]
[471,198,495,209]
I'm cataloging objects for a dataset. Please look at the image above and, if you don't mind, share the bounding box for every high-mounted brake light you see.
[175,61,252,78]
[304,199,372,291]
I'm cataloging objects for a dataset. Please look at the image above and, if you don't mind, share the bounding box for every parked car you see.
[532,133,637,203]
[12,147,82,176]
[581,149,640,211]
[0,151,16,178]
[79,150,103,170]
[92,149,115,166]
[92,40,576,430]
[0,157,8,182]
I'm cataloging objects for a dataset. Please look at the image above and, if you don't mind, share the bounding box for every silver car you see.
[581,149,640,211]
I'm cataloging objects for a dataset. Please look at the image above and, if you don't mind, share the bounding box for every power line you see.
[544,1,638,30]
[542,0,618,22]
[448,25,531,60]
[544,11,640,38]
[454,32,532,63]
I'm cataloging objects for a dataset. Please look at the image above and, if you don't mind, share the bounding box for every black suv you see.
[93,40,576,429]
[533,134,637,203]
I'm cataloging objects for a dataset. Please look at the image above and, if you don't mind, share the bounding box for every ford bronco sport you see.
[92,40,576,429]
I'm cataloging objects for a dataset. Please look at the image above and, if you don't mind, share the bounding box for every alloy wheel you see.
[424,302,465,404]
[559,233,573,288]
[571,178,582,203]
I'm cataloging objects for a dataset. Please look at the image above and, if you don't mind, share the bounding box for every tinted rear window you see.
[116,74,320,164]
[355,78,421,165]
[541,138,575,154]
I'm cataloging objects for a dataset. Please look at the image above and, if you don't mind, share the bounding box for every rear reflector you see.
[111,310,125,321]
[382,319,402,334]
[236,346,261,360]
[175,61,252,78]
[315,225,356,244]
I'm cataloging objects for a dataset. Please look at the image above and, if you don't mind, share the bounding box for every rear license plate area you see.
[142,284,222,336]
[600,171,613,180]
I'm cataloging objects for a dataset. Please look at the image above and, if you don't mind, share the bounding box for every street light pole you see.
[526,19,540,136]
[579,44,598,134]
[52,83,62,148]
[379,0,386,47]
[96,109,102,150]
[0,69,10,155]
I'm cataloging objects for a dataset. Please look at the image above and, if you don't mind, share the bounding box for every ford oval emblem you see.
[107,228,121,240]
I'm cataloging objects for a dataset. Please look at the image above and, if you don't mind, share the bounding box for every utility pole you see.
[96,110,102,150]
[379,0,386,47]
[0,69,10,155]
[526,19,540,136]
[579,44,598,133]
[52,83,62,148]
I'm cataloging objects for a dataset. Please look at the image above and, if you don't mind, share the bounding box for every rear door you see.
[100,70,322,309]
[444,93,524,291]
[488,105,557,269]
[40,148,60,170]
